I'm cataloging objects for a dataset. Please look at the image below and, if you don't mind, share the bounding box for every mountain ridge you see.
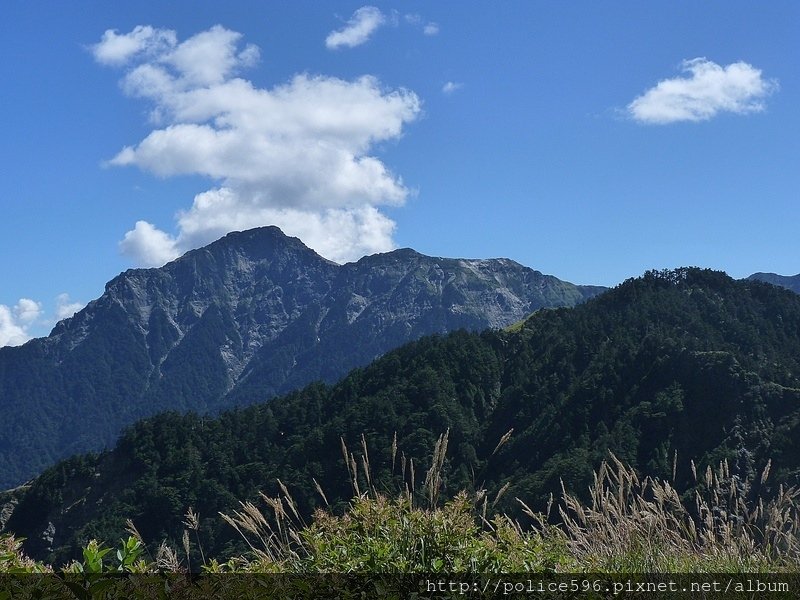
[0,226,604,488]
[747,272,800,294]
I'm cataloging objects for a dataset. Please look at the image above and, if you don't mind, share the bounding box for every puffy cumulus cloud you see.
[326,6,386,50]
[0,298,42,347]
[119,221,181,267]
[442,81,463,95]
[14,298,43,324]
[164,26,259,87]
[95,25,421,267]
[55,294,85,321]
[628,58,778,124]
[423,22,440,36]
[176,194,396,263]
[96,25,260,104]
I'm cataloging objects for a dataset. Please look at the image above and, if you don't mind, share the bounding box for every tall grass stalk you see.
[556,453,800,572]
[219,436,800,573]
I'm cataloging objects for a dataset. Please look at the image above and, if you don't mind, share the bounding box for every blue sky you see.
[1,1,798,344]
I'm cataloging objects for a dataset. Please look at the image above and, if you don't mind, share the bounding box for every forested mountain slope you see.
[6,268,800,565]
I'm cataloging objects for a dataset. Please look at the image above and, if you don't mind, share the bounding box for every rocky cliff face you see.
[0,227,604,488]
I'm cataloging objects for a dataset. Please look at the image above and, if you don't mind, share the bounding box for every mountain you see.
[6,267,800,564]
[748,272,800,294]
[0,227,603,489]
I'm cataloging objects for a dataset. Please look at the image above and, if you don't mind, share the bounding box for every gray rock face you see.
[0,496,19,532]
[0,227,605,488]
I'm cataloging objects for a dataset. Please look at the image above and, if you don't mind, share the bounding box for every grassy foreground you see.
[2,432,799,575]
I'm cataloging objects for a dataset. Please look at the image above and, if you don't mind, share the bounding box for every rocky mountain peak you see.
[0,227,605,488]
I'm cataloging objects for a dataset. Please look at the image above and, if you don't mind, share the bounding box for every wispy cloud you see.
[423,22,439,36]
[54,293,85,321]
[404,13,439,36]
[442,81,463,95]
[326,6,385,50]
[93,25,421,267]
[628,58,778,124]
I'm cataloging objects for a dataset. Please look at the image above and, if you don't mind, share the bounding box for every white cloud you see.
[119,220,181,267]
[0,299,42,347]
[628,58,778,124]
[96,25,421,267]
[403,13,438,36]
[442,81,462,95]
[326,6,385,50]
[92,25,177,66]
[0,306,28,347]
[0,295,87,346]
[55,294,85,321]
[164,25,259,86]
[14,298,43,324]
